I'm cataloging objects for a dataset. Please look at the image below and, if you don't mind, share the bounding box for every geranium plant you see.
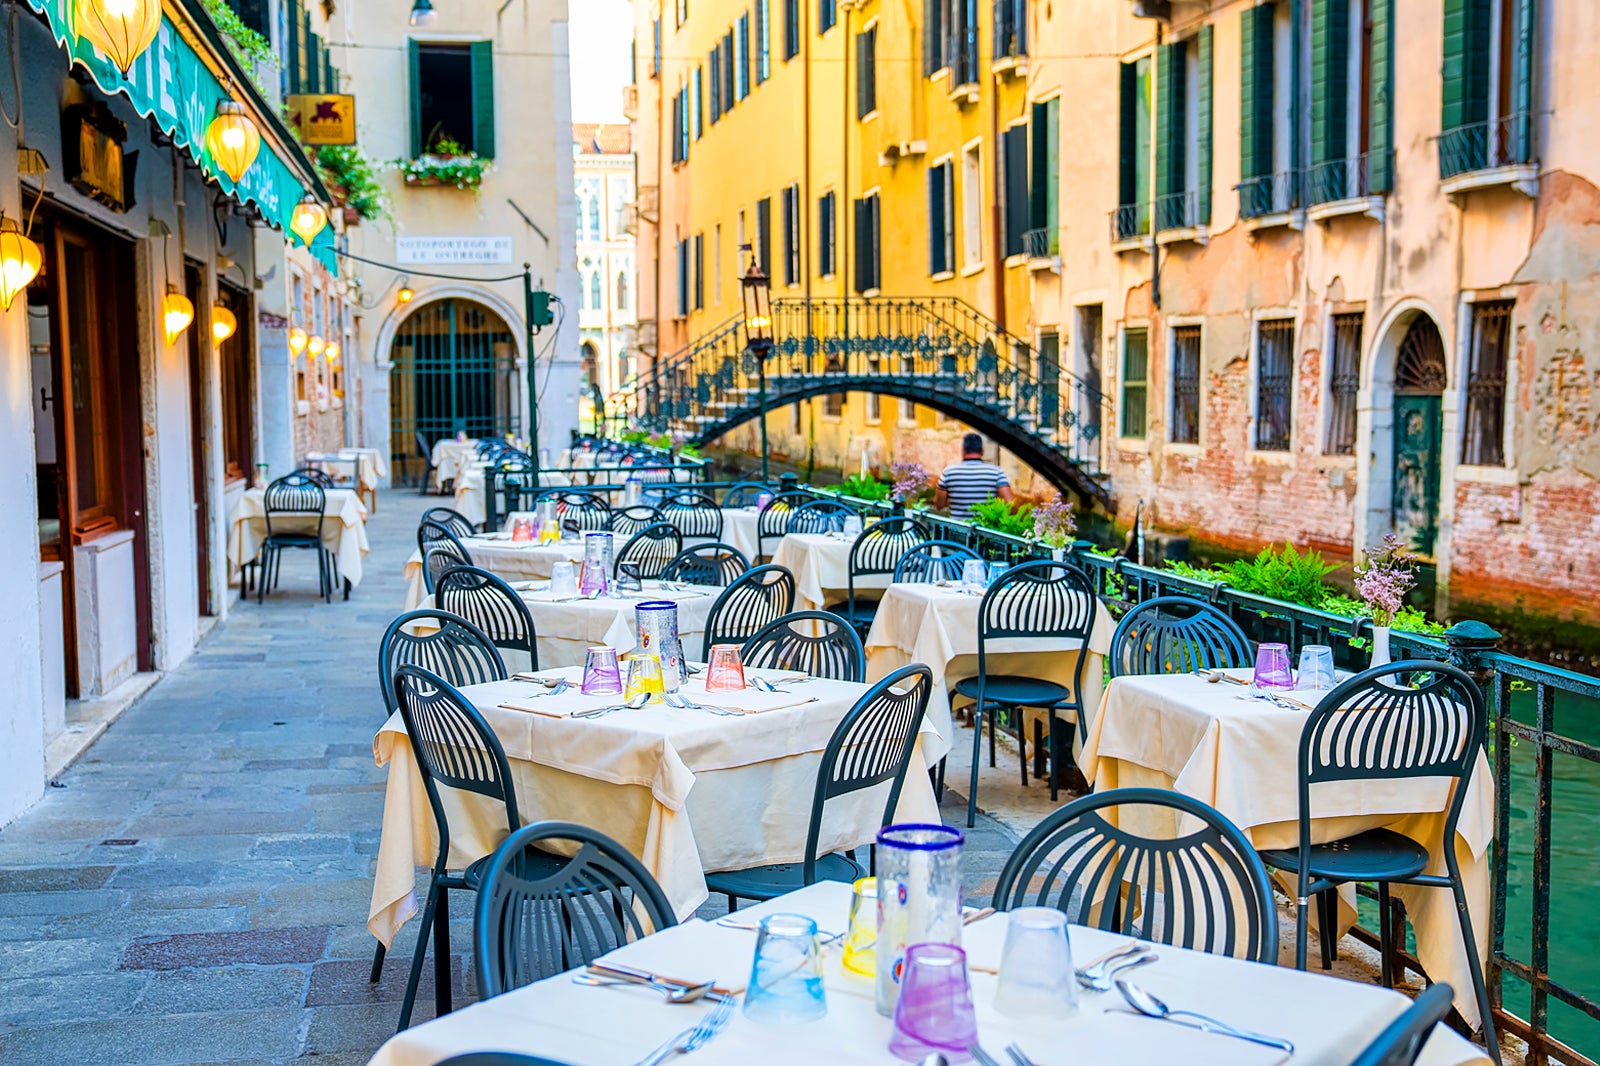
[397,136,490,190]
[1353,533,1418,627]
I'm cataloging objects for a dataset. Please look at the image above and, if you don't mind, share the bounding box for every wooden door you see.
[185,264,212,616]
[1392,394,1442,558]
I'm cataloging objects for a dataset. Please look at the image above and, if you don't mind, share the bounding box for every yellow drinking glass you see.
[625,654,665,702]
[842,877,878,977]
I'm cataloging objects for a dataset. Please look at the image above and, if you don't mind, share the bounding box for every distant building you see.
[574,123,638,427]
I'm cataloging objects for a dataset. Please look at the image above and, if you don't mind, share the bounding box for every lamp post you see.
[739,244,773,483]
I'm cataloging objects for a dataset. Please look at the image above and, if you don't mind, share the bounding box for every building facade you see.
[633,0,1600,627]
[574,123,638,423]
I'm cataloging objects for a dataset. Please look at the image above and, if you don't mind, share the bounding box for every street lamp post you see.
[739,244,774,483]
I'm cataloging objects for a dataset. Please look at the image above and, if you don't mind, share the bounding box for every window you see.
[866,357,882,423]
[1307,0,1394,202]
[1116,56,1152,238]
[676,0,688,27]
[1077,304,1105,439]
[1440,0,1531,178]
[675,239,690,317]
[589,271,603,311]
[856,25,877,118]
[1121,328,1149,439]
[900,355,919,423]
[923,0,945,74]
[669,88,689,164]
[1255,319,1295,450]
[1240,2,1305,216]
[950,0,979,84]
[282,0,337,95]
[818,191,836,277]
[962,142,982,267]
[1171,325,1202,444]
[578,178,602,240]
[651,18,661,77]
[781,183,801,285]
[1325,311,1362,454]
[755,196,772,279]
[1462,300,1512,466]
[853,191,881,293]
[225,0,270,37]
[793,401,804,434]
[709,46,722,123]
[927,160,955,275]
[693,233,705,310]
[217,286,253,481]
[783,0,800,59]
[408,41,495,157]
[736,15,751,100]
[616,271,631,311]
[1027,97,1060,256]
[755,0,771,83]
[994,0,1026,60]
[713,223,723,303]
[1002,124,1027,257]
[1153,29,1212,232]
[819,0,836,34]
[693,67,704,138]
[722,31,736,111]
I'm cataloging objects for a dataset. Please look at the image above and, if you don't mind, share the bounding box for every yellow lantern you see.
[162,286,194,344]
[211,304,237,342]
[0,217,43,312]
[307,334,325,356]
[397,285,415,303]
[288,326,308,354]
[73,0,162,76]
[324,341,340,362]
[289,195,328,246]
[204,101,261,184]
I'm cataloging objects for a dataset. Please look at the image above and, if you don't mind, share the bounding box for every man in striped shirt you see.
[934,433,1013,519]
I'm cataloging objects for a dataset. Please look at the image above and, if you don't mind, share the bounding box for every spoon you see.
[571,972,714,1003]
[1115,980,1295,1052]
[1077,951,1157,992]
[525,679,571,698]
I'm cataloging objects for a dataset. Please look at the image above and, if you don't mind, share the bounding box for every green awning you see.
[22,0,338,274]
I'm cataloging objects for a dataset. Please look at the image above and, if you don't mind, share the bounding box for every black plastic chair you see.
[740,610,865,682]
[1258,661,1498,1058]
[952,559,1099,826]
[534,490,611,532]
[292,465,337,489]
[659,491,724,540]
[614,522,683,580]
[1108,595,1253,677]
[892,539,981,583]
[435,1056,574,1066]
[419,518,472,559]
[992,787,1279,964]
[608,504,663,540]
[722,481,774,508]
[834,516,925,637]
[756,489,814,560]
[701,564,796,659]
[258,473,332,604]
[436,566,540,673]
[423,545,473,598]
[660,542,751,587]
[706,664,933,907]
[786,497,855,535]
[415,431,433,495]
[473,821,678,997]
[484,455,539,529]
[422,506,479,540]
[1348,983,1457,1066]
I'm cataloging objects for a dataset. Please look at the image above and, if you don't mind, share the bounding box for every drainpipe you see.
[988,25,1006,330]
[842,0,852,351]
[1150,22,1162,311]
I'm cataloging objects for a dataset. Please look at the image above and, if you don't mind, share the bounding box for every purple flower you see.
[890,462,932,502]
[1031,495,1077,549]
[1354,534,1417,625]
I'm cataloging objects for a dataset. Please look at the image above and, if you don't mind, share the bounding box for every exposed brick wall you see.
[1451,471,1600,621]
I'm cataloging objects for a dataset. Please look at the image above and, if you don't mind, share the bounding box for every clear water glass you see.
[842,514,864,538]
[959,558,988,592]
[549,560,578,599]
[1252,642,1295,691]
[876,823,964,1016]
[986,562,1010,587]
[1297,644,1337,691]
[993,907,1077,1018]
[888,943,978,1063]
[742,913,827,1023]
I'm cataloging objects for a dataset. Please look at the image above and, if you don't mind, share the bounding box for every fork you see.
[635,995,735,1066]
[663,693,743,716]
[1004,1043,1039,1066]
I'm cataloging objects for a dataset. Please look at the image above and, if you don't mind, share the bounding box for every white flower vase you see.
[1051,546,1066,562]
[1370,625,1392,668]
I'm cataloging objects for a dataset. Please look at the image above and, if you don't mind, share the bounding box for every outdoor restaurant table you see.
[412,580,719,671]
[452,463,572,528]
[367,668,942,947]
[771,532,884,612]
[225,487,370,588]
[1079,668,1495,1029]
[429,438,479,491]
[863,582,1116,766]
[367,879,1492,1066]
[401,535,586,610]
[714,506,760,559]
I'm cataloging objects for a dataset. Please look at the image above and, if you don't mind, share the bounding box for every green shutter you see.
[1029,100,1048,232]
[1154,40,1184,222]
[1512,0,1534,162]
[1240,3,1275,183]
[1045,96,1060,250]
[1441,0,1491,134]
[1196,25,1212,224]
[1118,62,1138,208]
[471,40,496,159]
[1369,0,1395,190]
[1310,0,1348,169]
[927,167,944,273]
[407,39,423,158]
[286,0,302,94]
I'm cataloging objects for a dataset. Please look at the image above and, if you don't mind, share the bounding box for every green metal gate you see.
[389,298,520,486]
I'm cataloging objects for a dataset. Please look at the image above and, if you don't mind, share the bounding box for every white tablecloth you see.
[369,879,1492,1066]
[1080,669,1495,1028]
[452,464,573,528]
[225,488,370,587]
[368,669,941,945]
[771,533,889,612]
[864,583,1115,765]
[429,439,479,491]
[402,537,587,611]
[717,508,761,559]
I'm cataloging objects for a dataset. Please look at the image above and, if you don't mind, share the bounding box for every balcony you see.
[1306,154,1386,224]
[1023,227,1057,270]
[1439,113,1538,200]
[950,28,981,102]
[992,0,1027,77]
[1238,171,1303,230]
[1154,190,1206,244]
[1110,203,1151,251]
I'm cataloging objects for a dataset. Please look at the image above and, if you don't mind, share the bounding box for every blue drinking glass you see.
[742,913,827,1023]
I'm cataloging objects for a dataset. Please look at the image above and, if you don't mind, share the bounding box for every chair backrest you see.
[786,497,854,535]
[608,504,663,539]
[1108,595,1253,677]
[702,564,796,658]
[535,490,611,531]
[799,665,933,881]
[975,560,1099,700]
[378,609,507,715]
[474,821,678,997]
[419,518,471,556]
[436,566,540,673]
[423,543,474,596]
[722,481,774,508]
[291,466,336,489]
[990,786,1279,964]
[391,665,521,870]
[892,539,981,583]
[740,610,865,682]
[659,491,723,539]
[846,516,925,611]
[615,522,683,580]
[422,506,478,541]
[484,454,538,528]
[757,490,814,547]
[1347,982,1456,1066]
[263,474,326,530]
[660,543,751,587]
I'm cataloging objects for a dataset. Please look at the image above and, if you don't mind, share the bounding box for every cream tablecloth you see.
[864,583,1115,766]
[770,533,889,612]
[429,439,479,491]
[402,536,587,611]
[369,879,1491,1066]
[452,464,572,528]
[714,508,760,559]
[368,669,941,945]
[226,488,370,587]
[1080,669,1495,1028]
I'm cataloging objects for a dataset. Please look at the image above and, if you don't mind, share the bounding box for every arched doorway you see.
[389,298,519,485]
[1391,316,1447,557]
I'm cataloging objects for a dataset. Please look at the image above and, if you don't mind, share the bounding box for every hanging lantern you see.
[324,341,340,362]
[288,326,307,354]
[307,334,325,356]
[73,0,163,76]
[0,217,43,312]
[408,0,439,27]
[289,195,328,246]
[162,286,194,344]
[211,304,237,342]
[397,283,415,303]
[204,101,261,184]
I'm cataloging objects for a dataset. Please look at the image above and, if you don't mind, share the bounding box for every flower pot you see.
[341,207,361,226]
[1370,625,1392,668]
[1050,547,1066,562]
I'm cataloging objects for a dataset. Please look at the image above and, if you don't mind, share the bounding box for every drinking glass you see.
[754,491,773,512]
[549,560,579,599]
[581,646,623,696]
[742,913,827,1024]
[705,645,747,692]
[509,516,534,543]
[624,655,664,701]
[986,562,1010,587]
[876,824,964,1016]
[959,559,988,592]
[842,514,864,538]
[841,877,878,978]
[615,562,644,594]
[1252,642,1295,691]
[993,907,1077,1018]
[888,943,978,1063]
[1297,644,1337,691]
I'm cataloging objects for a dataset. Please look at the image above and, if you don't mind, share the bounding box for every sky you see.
[569,0,634,125]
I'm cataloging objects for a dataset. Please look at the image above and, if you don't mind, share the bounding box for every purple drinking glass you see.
[1252,642,1295,691]
[888,943,978,1063]
[581,646,623,696]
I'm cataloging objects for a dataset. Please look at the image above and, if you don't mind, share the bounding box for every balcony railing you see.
[1307,153,1373,205]
[1154,189,1201,233]
[1440,112,1534,179]
[993,0,1027,60]
[1111,203,1149,243]
[1238,170,1301,219]
[1023,227,1056,259]
[951,24,980,87]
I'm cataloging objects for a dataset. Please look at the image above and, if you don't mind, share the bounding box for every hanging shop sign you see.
[286,94,357,146]
[62,102,138,212]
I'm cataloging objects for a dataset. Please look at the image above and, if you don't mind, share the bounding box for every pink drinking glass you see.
[1252,642,1295,691]
[510,517,534,542]
[581,647,623,695]
[888,943,978,1063]
[705,644,746,692]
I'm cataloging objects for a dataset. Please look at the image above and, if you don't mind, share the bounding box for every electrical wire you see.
[335,247,529,283]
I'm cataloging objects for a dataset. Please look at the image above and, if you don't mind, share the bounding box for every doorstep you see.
[45,670,162,779]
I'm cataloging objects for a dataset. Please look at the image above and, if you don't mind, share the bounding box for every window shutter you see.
[709,49,721,122]
[819,193,833,276]
[471,40,496,158]
[1369,0,1395,190]
[1154,41,1184,206]
[1003,125,1027,255]
[1239,3,1275,184]
[1512,0,1534,162]
[723,34,736,110]
[1310,0,1348,175]
[853,198,870,292]
[757,197,772,279]
[1029,101,1048,233]
[855,28,876,117]
[1196,25,1212,224]
[300,4,313,91]
[923,0,943,74]
[287,0,302,94]
[784,0,799,59]
[407,39,422,158]
[1441,0,1491,135]
[869,196,880,289]
[1119,61,1138,207]
[927,167,944,273]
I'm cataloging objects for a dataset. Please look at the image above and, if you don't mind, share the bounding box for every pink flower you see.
[1031,495,1077,549]
[1355,534,1417,625]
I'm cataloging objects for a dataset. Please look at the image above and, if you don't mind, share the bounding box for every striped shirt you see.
[939,460,1009,519]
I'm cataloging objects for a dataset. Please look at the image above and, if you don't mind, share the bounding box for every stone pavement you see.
[0,489,1023,1065]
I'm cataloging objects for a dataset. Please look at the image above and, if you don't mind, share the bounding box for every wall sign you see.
[395,236,514,264]
[62,103,137,212]
[286,94,357,146]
